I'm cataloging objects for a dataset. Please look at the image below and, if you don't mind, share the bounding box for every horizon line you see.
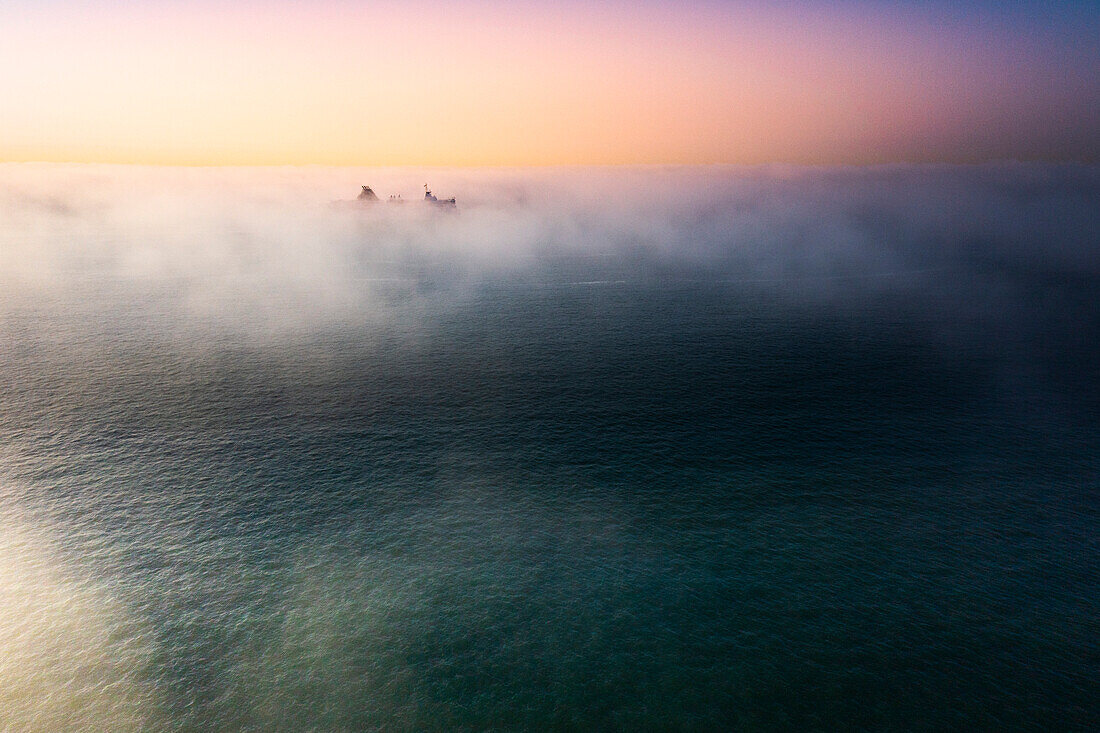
[2,157,1097,170]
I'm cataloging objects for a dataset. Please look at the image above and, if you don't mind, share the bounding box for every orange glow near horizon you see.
[0,1,1096,166]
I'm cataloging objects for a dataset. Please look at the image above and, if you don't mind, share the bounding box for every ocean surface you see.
[0,164,1097,730]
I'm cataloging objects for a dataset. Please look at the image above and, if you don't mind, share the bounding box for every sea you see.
[0,163,1097,730]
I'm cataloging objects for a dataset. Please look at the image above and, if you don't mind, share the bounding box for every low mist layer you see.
[3,162,1096,419]
[2,163,1096,335]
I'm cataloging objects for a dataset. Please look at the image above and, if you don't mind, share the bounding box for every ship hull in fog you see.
[332,184,456,211]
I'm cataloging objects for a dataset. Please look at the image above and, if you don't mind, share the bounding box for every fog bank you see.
[0,163,1096,342]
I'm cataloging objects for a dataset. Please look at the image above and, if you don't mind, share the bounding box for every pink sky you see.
[0,0,1096,165]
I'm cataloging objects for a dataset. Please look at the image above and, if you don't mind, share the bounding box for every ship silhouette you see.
[421,184,456,208]
[334,183,456,210]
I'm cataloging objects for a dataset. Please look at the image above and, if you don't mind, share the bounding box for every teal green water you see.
[0,164,1097,730]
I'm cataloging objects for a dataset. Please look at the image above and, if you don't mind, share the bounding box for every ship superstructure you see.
[423,184,457,209]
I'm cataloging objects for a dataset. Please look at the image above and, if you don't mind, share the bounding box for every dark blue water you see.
[0,165,1097,730]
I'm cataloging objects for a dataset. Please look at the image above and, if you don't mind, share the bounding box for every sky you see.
[1,0,1097,166]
